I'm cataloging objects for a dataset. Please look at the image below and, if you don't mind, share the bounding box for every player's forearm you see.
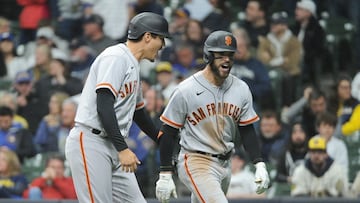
[133,108,158,143]
[158,124,178,172]
[238,124,263,164]
[96,88,128,152]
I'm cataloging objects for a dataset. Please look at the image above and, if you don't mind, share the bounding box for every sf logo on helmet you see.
[225,36,232,46]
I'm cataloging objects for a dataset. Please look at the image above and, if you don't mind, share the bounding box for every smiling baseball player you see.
[65,12,170,203]
[155,30,270,203]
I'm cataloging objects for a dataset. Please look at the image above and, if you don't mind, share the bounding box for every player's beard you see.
[210,62,230,80]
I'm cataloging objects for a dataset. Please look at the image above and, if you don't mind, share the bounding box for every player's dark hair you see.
[127,32,161,42]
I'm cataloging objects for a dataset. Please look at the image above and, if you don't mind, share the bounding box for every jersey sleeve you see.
[160,88,187,129]
[95,55,127,97]
[135,81,144,110]
[238,84,259,126]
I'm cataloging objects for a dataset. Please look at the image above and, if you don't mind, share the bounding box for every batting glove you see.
[156,173,178,202]
[254,162,270,194]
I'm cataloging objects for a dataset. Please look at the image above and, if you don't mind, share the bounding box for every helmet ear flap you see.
[203,50,213,64]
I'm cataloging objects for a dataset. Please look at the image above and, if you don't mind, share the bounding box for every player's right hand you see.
[156,173,177,202]
[118,148,141,173]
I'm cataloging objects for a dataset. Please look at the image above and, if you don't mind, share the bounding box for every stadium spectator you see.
[227,149,266,199]
[314,112,349,174]
[183,0,212,21]
[239,0,270,48]
[291,136,349,197]
[184,19,207,60]
[281,87,328,138]
[292,0,328,86]
[0,91,29,129]
[0,17,11,34]
[328,74,360,136]
[23,153,77,200]
[0,148,28,199]
[10,71,40,134]
[172,44,201,79]
[16,0,49,45]
[0,106,36,163]
[202,0,233,34]
[26,44,52,82]
[275,122,308,186]
[34,51,83,98]
[258,110,289,166]
[68,38,95,82]
[54,0,83,41]
[128,0,164,20]
[231,27,273,113]
[257,11,302,107]
[0,32,28,80]
[169,7,191,43]
[352,71,360,101]
[57,99,77,155]
[81,14,117,55]
[81,0,131,41]
[34,92,69,153]
[162,19,206,65]
[21,26,69,69]
[152,62,177,104]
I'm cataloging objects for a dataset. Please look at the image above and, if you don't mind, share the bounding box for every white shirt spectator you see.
[351,72,360,101]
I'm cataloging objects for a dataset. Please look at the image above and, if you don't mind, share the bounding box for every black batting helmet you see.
[203,31,237,64]
[128,12,170,40]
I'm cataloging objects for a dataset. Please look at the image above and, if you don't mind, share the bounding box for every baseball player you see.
[155,30,270,203]
[65,12,170,203]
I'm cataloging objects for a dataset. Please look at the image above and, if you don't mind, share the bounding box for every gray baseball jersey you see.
[65,44,146,203]
[160,70,259,202]
[161,71,259,154]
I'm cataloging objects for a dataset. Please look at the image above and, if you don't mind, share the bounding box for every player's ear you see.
[143,32,152,42]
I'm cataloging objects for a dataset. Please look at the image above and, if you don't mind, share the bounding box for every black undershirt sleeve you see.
[96,88,128,152]
[133,108,158,143]
[238,124,263,164]
[158,124,179,172]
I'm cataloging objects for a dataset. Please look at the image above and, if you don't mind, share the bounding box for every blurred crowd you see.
[0,0,359,200]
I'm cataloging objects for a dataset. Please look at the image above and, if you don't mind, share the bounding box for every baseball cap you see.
[69,38,87,50]
[297,0,316,17]
[0,32,14,42]
[83,14,104,27]
[15,71,33,83]
[271,11,288,24]
[174,8,190,18]
[156,62,172,73]
[36,27,55,40]
[308,136,326,151]
[51,49,68,61]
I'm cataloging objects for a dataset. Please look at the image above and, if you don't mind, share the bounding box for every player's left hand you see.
[254,162,270,194]
[156,173,177,202]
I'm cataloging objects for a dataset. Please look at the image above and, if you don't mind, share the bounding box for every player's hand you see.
[254,162,270,194]
[156,173,177,202]
[118,148,141,173]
